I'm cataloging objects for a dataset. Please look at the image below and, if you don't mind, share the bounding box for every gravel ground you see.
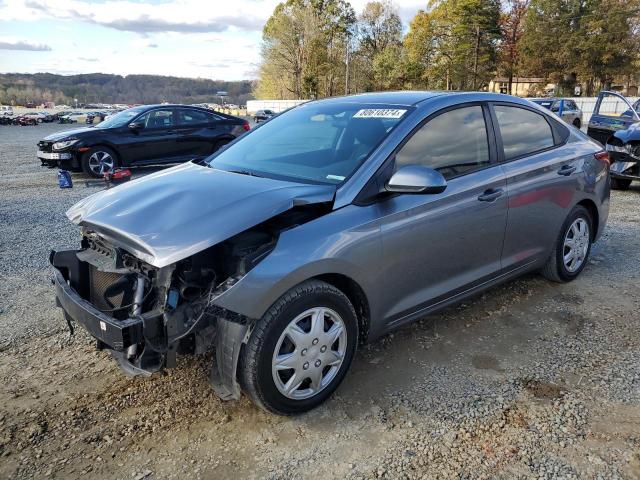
[1,122,639,479]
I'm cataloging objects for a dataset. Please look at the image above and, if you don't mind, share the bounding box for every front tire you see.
[611,177,632,190]
[541,205,593,283]
[572,118,581,129]
[81,146,118,178]
[239,280,358,415]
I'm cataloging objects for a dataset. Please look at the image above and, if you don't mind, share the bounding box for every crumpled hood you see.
[44,126,98,141]
[66,162,336,268]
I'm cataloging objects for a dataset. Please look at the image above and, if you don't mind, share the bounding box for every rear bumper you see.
[52,266,143,351]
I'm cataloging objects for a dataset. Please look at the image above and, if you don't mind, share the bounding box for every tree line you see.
[0,73,253,106]
[255,0,640,99]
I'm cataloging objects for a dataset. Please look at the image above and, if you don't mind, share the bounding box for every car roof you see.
[307,91,541,107]
[138,104,213,111]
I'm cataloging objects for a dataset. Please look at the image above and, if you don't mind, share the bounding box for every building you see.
[487,77,555,97]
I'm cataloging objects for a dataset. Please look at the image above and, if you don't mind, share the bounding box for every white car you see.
[1,105,13,116]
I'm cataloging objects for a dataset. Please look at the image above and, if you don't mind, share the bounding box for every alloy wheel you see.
[88,151,115,176]
[271,307,347,400]
[562,217,590,273]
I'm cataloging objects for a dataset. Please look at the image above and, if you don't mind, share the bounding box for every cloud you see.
[78,56,98,62]
[0,38,51,51]
[20,0,267,34]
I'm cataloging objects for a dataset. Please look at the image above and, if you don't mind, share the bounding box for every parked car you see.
[59,112,88,124]
[38,104,250,177]
[37,111,56,122]
[1,105,13,116]
[0,115,12,125]
[21,112,48,123]
[51,92,609,414]
[530,98,583,129]
[253,109,276,123]
[587,91,640,190]
[14,114,38,126]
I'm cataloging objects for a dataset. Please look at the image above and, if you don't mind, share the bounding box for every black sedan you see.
[37,105,250,177]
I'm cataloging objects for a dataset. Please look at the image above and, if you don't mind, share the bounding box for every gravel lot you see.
[1,123,639,479]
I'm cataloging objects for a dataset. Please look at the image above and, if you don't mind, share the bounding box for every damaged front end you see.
[606,123,640,183]
[52,190,333,399]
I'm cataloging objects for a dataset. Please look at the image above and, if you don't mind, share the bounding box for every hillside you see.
[0,73,254,106]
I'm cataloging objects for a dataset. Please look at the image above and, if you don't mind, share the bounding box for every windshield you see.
[209,102,410,184]
[97,106,146,128]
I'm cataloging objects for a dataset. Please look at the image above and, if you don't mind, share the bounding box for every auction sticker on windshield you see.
[353,109,407,119]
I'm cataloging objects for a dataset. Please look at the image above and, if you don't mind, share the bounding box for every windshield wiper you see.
[227,169,262,178]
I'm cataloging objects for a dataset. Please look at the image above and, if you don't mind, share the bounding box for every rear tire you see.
[572,118,581,129]
[81,146,119,178]
[610,177,632,190]
[239,280,358,415]
[541,205,593,283]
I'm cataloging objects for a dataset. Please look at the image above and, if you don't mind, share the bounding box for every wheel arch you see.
[576,198,599,240]
[312,273,370,344]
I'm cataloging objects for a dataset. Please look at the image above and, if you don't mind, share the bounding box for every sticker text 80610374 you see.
[353,109,407,119]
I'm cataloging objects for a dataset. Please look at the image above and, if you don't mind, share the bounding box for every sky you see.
[0,0,426,81]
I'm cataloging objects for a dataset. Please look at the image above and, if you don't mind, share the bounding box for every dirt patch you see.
[471,354,502,372]
[524,379,563,399]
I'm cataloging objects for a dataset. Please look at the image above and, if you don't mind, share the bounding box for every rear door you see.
[118,108,181,165]
[493,103,578,269]
[375,104,509,325]
[174,108,227,158]
[587,91,639,145]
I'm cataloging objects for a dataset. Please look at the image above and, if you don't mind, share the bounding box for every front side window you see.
[137,109,174,129]
[209,103,409,184]
[494,106,554,160]
[395,106,490,179]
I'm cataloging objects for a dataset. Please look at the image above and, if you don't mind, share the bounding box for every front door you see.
[587,91,639,145]
[376,104,508,325]
[119,108,181,165]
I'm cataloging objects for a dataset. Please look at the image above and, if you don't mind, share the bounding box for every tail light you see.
[594,151,610,166]
[242,121,250,132]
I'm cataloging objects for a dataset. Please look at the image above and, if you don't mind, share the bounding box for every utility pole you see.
[472,25,480,90]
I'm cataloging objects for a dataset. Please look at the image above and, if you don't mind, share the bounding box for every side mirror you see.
[128,122,143,131]
[386,165,447,194]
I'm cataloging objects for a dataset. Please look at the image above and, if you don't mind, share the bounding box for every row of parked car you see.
[0,109,120,126]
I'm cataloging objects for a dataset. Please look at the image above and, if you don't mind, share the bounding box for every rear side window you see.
[494,106,554,160]
[396,106,490,179]
[178,109,219,125]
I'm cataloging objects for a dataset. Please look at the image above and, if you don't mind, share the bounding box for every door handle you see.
[477,188,503,202]
[557,165,576,176]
